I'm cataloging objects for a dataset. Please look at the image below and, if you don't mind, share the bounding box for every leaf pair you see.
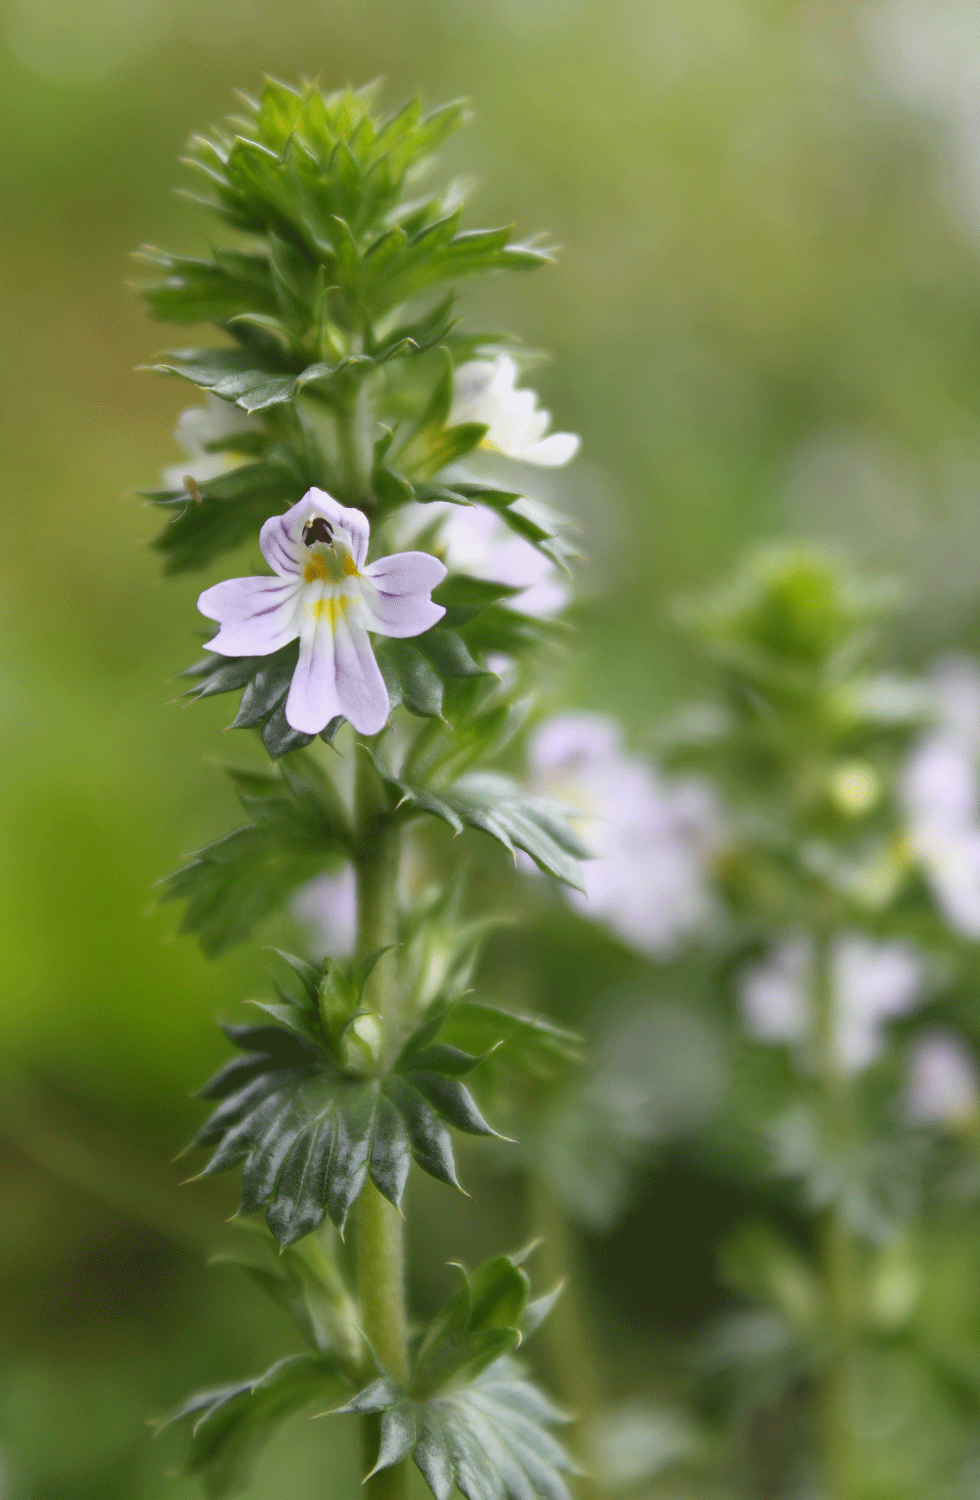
[375,758,590,893]
[334,1248,571,1500]
[157,1354,335,1500]
[187,950,504,1244]
[161,1243,568,1500]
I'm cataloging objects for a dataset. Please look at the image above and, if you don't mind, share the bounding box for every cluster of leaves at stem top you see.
[160,1233,572,1500]
[664,545,932,938]
[136,75,571,584]
[186,942,578,1245]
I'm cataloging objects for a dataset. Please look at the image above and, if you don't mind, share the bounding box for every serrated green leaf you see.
[159,755,351,956]
[137,246,278,325]
[159,1354,334,1499]
[266,949,321,1007]
[188,983,514,1243]
[415,1254,530,1394]
[434,1001,582,1072]
[146,459,305,573]
[376,626,487,720]
[333,1359,573,1500]
[414,482,580,577]
[372,760,589,891]
[145,346,301,412]
[181,641,343,757]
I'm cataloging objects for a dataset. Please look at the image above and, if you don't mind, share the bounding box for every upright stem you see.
[334,379,373,506]
[813,933,857,1500]
[530,1175,602,1499]
[353,749,409,1500]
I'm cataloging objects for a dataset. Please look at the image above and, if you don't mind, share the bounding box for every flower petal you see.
[304,487,371,569]
[198,577,301,656]
[519,431,581,467]
[260,509,307,579]
[360,552,447,638]
[285,613,341,733]
[449,359,499,423]
[333,612,390,735]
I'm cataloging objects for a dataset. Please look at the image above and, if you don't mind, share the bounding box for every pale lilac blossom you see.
[739,933,927,1073]
[449,354,580,468]
[394,499,569,619]
[902,656,980,937]
[291,865,358,961]
[162,394,257,489]
[526,713,723,955]
[905,1029,980,1127]
[198,487,447,736]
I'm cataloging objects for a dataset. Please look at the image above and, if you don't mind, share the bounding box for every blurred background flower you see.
[526,712,723,955]
[739,932,928,1072]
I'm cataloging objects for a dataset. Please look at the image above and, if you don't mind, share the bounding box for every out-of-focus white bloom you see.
[740,933,927,1072]
[162,394,258,489]
[526,712,723,955]
[739,936,811,1046]
[291,865,358,961]
[395,499,569,619]
[449,354,580,468]
[902,656,980,937]
[905,1028,980,1127]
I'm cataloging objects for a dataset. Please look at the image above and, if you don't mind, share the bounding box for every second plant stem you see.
[353,749,410,1500]
[814,932,858,1500]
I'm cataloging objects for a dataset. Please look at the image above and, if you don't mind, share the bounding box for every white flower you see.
[902,656,980,937]
[291,865,358,961]
[162,394,257,489]
[739,932,926,1072]
[526,712,723,955]
[449,354,580,467]
[198,487,447,736]
[905,1029,980,1128]
[394,500,569,619]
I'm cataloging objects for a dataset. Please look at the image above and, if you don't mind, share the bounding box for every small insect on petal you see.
[303,517,335,547]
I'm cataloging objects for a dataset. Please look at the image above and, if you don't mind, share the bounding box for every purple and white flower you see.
[197,487,447,736]
[902,656,980,937]
[393,499,569,619]
[291,865,358,961]
[162,394,257,490]
[904,1029,980,1128]
[449,354,580,468]
[526,712,723,955]
[739,932,927,1073]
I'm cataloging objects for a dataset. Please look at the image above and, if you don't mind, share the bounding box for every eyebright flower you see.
[526,713,723,955]
[739,932,926,1073]
[198,488,447,736]
[162,394,257,490]
[902,656,980,937]
[904,1029,980,1128]
[449,354,580,467]
[291,864,358,960]
[395,499,569,619]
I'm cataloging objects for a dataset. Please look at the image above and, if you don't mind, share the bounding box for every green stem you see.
[530,1175,602,1499]
[335,379,372,506]
[353,748,409,1500]
[813,933,857,1500]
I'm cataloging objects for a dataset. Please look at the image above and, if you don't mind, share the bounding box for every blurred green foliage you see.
[4,0,980,1495]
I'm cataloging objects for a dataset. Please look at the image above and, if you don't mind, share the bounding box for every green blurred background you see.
[4,0,980,1494]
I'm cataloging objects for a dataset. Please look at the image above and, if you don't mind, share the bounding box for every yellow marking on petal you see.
[342,554,359,577]
[312,594,353,626]
[304,553,331,584]
[479,436,502,453]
